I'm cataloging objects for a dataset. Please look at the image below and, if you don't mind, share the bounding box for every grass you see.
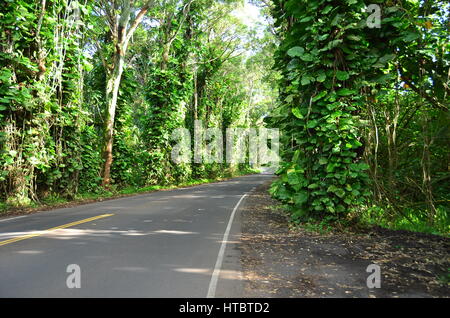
[277,200,449,237]
[0,202,7,213]
[437,268,450,286]
[0,168,260,216]
[359,204,449,236]
[272,203,336,235]
[298,220,333,235]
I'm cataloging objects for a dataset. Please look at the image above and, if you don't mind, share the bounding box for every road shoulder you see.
[240,182,449,298]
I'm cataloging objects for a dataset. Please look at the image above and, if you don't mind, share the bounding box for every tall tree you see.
[94,0,156,187]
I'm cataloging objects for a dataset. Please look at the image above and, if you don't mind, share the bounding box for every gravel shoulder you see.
[240,181,449,298]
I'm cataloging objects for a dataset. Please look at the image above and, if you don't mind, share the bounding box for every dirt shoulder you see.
[240,181,449,298]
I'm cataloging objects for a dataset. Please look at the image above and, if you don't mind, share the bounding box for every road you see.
[0,174,273,297]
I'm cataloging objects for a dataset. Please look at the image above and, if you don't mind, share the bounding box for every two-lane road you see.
[0,174,273,297]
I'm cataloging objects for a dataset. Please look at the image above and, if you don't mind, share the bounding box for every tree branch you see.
[399,67,449,112]
[125,0,155,45]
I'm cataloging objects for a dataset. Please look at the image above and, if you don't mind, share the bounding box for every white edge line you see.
[207,192,249,298]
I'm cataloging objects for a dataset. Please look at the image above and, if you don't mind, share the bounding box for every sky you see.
[231,0,269,58]
[231,0,266,36]
[232,1,264,26]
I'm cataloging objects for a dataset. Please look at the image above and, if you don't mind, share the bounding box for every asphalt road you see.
[0,174,273,297]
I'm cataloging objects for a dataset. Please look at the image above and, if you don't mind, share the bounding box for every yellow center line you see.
[0,214,114,247]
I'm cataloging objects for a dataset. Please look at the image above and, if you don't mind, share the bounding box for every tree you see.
[93,0,156,187]
[266,0,449,233]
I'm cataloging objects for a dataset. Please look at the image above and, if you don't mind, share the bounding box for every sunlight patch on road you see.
[0,214,114,247]
[15,250,44,255]
[153,230,198,235]
[174,268,242,280]
[114,266,150,273]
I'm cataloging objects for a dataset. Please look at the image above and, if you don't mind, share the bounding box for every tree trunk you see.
[98,0,150,188]
[161,42,170,70]
[102,51,125,187]
[421,115,436,224]
[193,69,198,120]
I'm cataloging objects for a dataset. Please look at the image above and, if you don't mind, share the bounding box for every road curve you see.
[0,174,273,297]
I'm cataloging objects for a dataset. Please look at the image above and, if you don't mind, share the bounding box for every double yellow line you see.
[0,214,114,247]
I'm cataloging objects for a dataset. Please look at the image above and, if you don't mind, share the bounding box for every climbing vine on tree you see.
[268,0,379,220]
[268,0,449,228]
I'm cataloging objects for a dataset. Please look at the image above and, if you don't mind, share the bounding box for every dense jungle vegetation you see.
[0,0,277,205]
[0,0,449,235]
[268,0,449,235]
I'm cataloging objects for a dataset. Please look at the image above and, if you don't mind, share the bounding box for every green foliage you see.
[0,0,268,209]
[78,125,103,193]
[143,67,191,184]
[0,0,88,204]
[268,0,449,234]
[360,204,449,236]
[269,0,374,220]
